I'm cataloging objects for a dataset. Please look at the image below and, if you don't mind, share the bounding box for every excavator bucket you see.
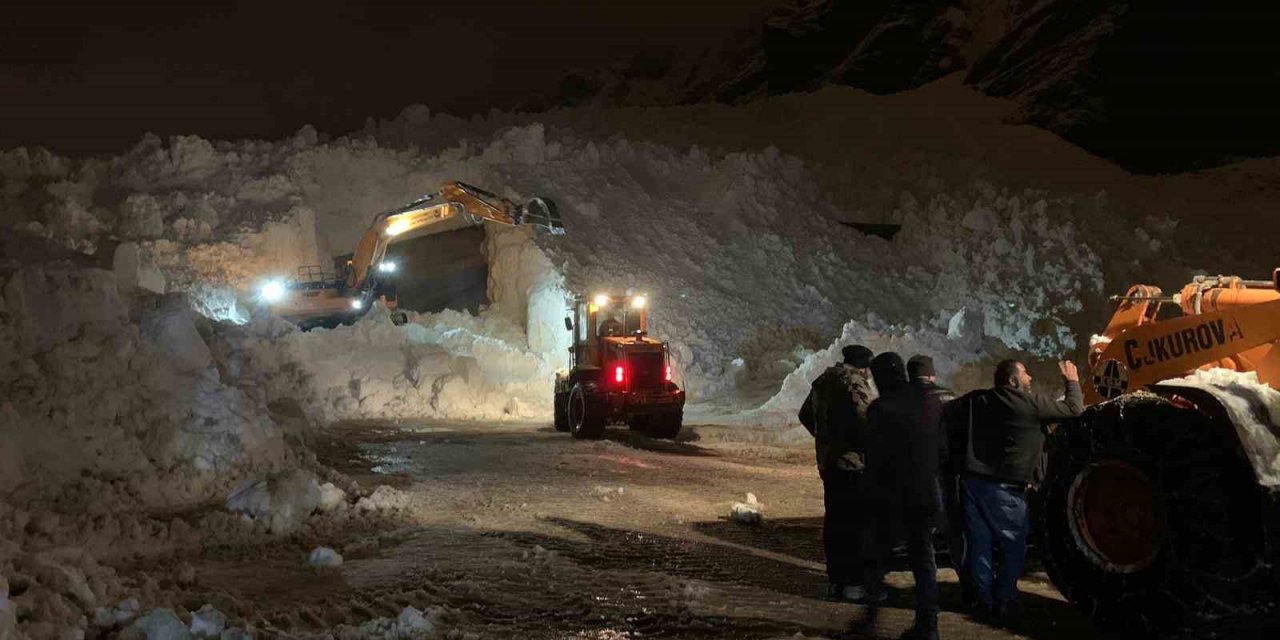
[519,197,565,235]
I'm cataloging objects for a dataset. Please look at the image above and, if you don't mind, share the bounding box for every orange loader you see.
[1040,272,1280,635]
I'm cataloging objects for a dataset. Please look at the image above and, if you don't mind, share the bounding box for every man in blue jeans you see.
[947,359,1082,625]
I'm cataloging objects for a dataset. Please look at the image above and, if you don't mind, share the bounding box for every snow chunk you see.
[336,607,439,640]
[308,546,344,569]
[225,470,322,533]
[730,493,763,525]
[113,242,167,295]
[355,485,409,512]
[94,598,142,628]
[317,482,347,512]
[189,605,227,639]
[122,608,191,640]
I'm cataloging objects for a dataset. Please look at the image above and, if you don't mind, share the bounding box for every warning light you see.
[614,365,625,384]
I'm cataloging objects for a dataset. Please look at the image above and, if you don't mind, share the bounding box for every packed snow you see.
[1161,369,1280,487]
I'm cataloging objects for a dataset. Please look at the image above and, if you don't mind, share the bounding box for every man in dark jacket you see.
[909,354,970,609]
[865,352,946,640]
[950,359,1083,624]
[798,344,876,600]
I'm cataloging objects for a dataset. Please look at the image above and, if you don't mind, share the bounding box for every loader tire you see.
[568,383,604,440]
[645,412,682,440]
[553,392,570,432]
[1039,392,1270,636]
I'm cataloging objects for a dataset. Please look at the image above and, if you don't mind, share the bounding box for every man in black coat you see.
[948,359,1083,624]
[798,344,877,600]
[909,354,970,609]
[865,352,946,640]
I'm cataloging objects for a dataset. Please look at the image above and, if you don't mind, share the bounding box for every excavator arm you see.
[346,180,563,292]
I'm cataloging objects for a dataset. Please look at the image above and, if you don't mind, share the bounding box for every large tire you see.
[645,412,682,440]
[568,383,605,440]
[553,392,570,432]
[1039,392,1271,636]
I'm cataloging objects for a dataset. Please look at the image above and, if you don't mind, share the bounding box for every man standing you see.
[908,355,968,609]
[798,344,876,601]
[951,359,1083,625]
[865,352,946,640]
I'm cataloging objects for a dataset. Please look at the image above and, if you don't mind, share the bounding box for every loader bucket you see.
[520,197,565,235]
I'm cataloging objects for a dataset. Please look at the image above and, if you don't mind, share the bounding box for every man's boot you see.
[899,615,939,640]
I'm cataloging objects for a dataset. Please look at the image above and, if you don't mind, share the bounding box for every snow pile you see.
[1161,369,1280,487]
[0,262,289,500]
[4,107,1111,418]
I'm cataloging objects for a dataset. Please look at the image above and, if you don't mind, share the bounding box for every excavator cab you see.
[554,293,685,440]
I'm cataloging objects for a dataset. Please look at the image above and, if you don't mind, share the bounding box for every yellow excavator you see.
[258,181,563,329]
[1039,272,1280,636]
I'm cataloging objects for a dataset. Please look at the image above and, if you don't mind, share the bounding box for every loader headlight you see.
[593,293,610,308]
[351,299,364,310]
[378,260,398,273]
[259,280,287,303]
[630,295,646,309]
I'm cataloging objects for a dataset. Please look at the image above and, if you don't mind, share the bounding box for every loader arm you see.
[1087,272,1280,403]
[346,180,563,291]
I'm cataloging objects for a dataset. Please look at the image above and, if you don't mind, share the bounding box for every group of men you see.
[798,345,1083,640]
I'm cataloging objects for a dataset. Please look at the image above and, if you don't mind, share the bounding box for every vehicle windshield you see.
[596,306,641,337]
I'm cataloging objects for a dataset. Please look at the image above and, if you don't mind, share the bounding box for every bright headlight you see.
[351,299,364,310]
[378,261,398,273]
[631,295,647,309]
[385,217,411,237]
[259,280,286,303]
[593,293,610,308]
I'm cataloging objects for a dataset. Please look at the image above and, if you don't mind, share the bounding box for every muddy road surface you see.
[131,422,1105,639]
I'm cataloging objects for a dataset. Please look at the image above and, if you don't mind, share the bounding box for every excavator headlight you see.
[259,280,287,303]
[385,217,411,237]
[631,296,647,309]
[378,261,398,273]
[593,294,610,308]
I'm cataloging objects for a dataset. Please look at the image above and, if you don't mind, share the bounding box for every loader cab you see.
[569,294,652,368]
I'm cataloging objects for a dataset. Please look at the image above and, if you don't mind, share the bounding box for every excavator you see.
[1039,272,1280,636]
[258,181,563,329]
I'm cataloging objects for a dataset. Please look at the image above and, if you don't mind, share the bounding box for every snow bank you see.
[3,103,1114,419]
[0,263,289,501]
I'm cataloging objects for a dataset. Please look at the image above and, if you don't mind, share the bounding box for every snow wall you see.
[1,88,1194,500]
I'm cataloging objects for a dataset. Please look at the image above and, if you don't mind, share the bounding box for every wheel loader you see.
[553,293,686,439]
[257,181,563,329]
[1040,272,1280,635]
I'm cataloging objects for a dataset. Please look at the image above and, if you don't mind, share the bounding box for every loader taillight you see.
[665,365,672,382]
[615,365,625,384]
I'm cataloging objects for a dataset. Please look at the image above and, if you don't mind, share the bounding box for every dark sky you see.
[2,1,774,156]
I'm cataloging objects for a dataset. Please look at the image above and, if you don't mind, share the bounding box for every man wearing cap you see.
[798,344,877,601]
[865,352,947,640]
[908,354,968,609]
